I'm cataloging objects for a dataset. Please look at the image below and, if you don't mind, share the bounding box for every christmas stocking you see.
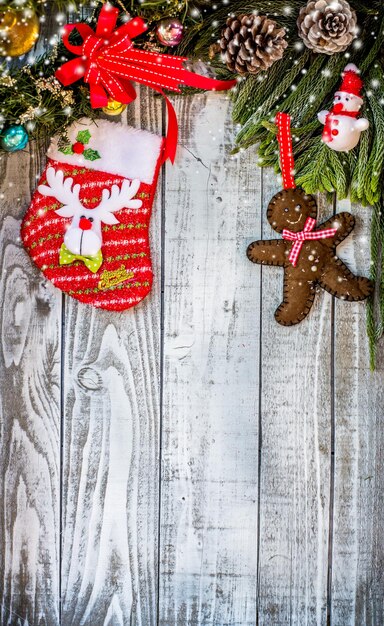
[21,118,164,310]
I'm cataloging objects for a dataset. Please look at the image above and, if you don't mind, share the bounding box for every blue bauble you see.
[1,125,29,152]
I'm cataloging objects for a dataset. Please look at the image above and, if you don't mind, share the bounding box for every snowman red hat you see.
[334,63,364,110]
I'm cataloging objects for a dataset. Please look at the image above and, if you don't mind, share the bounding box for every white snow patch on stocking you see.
[48,118,163,185]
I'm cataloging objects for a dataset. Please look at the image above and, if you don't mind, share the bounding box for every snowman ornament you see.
[318,64,369,152]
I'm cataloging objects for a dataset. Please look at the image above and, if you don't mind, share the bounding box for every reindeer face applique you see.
[38,167,142,272]
[21,118,164,310]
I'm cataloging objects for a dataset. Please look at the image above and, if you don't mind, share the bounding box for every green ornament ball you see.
[1,125,29,152]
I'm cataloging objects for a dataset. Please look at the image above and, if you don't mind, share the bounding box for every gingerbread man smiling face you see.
[267,187,317,233]
[247,186,373,325]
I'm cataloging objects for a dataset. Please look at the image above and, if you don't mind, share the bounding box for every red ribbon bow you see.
[282,217,338,267]
[56,3,236,163]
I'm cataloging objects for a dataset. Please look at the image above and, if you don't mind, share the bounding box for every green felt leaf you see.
[76,129,91,144]
[83,148,101,161]
[59,144,74,155]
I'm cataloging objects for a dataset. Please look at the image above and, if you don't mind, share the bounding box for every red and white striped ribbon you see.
[275,112,296,190]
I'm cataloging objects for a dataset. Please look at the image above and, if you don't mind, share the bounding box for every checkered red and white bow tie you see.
[282,217,338,267]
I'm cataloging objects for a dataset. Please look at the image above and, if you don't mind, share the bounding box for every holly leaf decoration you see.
[59,144,74,155]
[76,129,91,144]
[83,148,101,161]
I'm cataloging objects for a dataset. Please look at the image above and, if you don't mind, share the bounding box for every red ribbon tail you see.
[182,70,237,93]
[156,71,235,163]
[150,89,178,164]
[163,93,178,164]
[90,83,109,108]
[55,58,86,86]
[156,70,235,163]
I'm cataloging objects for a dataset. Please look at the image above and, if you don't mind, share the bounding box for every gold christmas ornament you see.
[102,99,127,116]
[0,7,40,57]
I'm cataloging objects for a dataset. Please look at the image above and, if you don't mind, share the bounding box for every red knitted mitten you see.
[21,118,164,310]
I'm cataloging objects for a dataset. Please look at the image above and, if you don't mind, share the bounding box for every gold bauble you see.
[102,99,127,116]
[0,8,40,57]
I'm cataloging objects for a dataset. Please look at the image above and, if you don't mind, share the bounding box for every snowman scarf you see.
[322,107,359,144]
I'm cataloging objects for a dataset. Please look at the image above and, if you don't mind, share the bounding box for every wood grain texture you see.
[159,93,261,626]
[256,172,332,625]
[0,145,62,626]
[332,202,384,626]
[1,83,384,626]
[0,12,62,625]
[60,87,162,626]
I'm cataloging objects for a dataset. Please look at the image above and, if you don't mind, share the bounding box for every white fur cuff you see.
[47,118,164,184]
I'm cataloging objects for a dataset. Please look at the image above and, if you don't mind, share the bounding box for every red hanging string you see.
[275,112,296,190]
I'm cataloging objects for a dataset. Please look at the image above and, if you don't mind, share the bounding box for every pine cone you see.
[220,14,287,75]
[297,0,357,55]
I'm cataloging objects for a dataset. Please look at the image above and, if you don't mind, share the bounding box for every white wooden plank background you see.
[159,94,260,626]
[332,204,384,626]
[0,143,62,626]
[256,180,333,625]
[0,86,383,626]
[60,87,163,626]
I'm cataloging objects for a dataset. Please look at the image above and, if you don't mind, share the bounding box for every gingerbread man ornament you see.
[247,113,373,326]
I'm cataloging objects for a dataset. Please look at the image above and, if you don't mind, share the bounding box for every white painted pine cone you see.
[297,0,358,55]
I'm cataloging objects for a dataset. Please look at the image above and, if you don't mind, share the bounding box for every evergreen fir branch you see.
[359,14,384,73]
[328,149,350,198]
[232,76,261,126]
[278,55,340,125]
[367,197,384,369]
[291,121,322,158]
[350,109,372,204]
[292,120,320,139]
[234,51,314,148]
[294,140,328,193]
[293,55,346,126]
[232,51,301,125]
[363,70,384,201]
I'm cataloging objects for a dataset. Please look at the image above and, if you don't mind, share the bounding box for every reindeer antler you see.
[96,179,143,215]
[38,167,84,217]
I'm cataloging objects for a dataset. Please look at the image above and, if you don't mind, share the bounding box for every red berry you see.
[332,129,339,136]
[73,141,85,154]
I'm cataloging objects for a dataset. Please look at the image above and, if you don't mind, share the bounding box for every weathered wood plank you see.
[1,11,62,625]
[256,172,332,625]
[159,93,261,626]
[60,88,162,626]
[332,202,384,626]
[0,146,61,626]
[1,53,384,626]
